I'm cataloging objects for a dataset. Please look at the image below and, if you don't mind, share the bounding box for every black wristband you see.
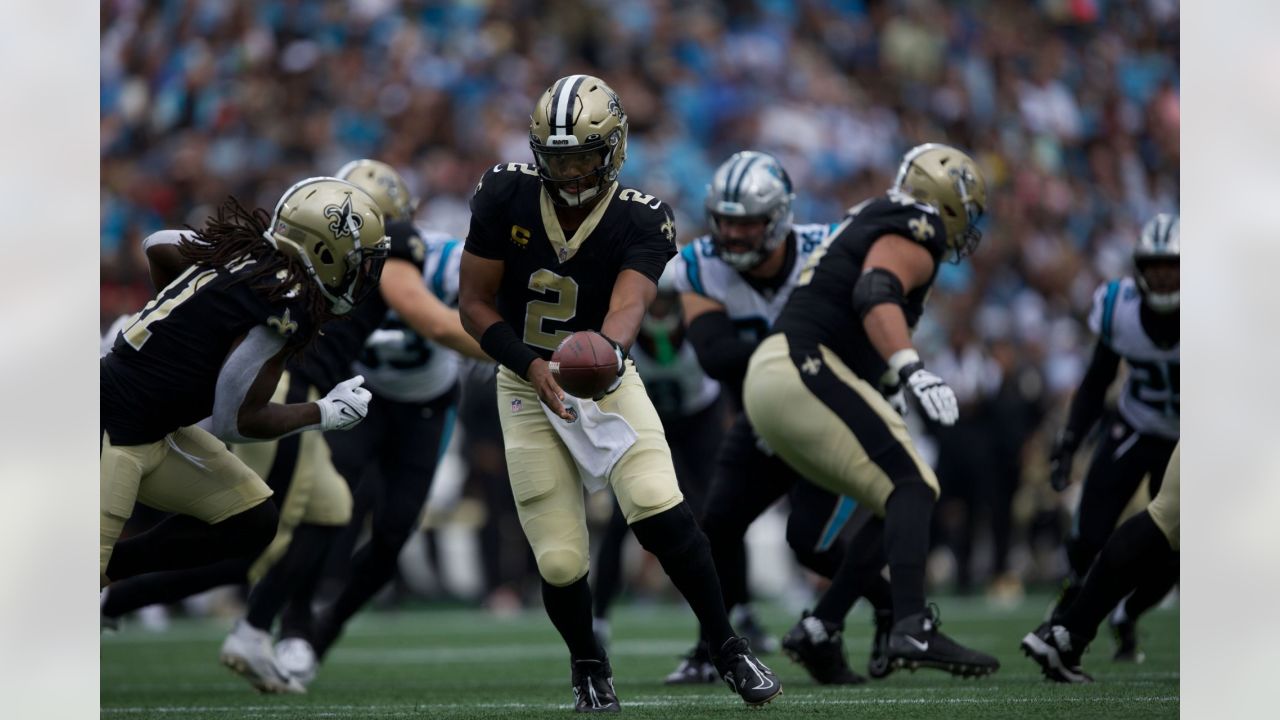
[480,322,540,379]
[897,360,925,387]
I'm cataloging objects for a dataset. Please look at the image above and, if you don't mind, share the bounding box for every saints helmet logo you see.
[324,195,364,240]
[268,308,298,337]
[908,215,935,242]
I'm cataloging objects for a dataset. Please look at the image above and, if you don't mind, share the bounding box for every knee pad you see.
[537,548,589,587]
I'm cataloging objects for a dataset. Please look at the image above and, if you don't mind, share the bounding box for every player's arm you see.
[857,233,957,425]
[380,258,488,360]
[1048,340,1122,490]
[601,269,657,355]
[681,292,756,384]
[142,230,195,291]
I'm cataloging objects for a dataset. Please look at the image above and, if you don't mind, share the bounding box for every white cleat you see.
[219,620,305,694]
[275,637,319,688]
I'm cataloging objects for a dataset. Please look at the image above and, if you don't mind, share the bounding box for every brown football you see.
[550,331,619,399]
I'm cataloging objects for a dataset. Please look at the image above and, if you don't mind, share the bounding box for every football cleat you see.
[781,611,866,685]
[664,641,718,684]
[570,658,621,713]
[886,605,999,678]
[275,637,319,687]
[731,604,780,654]
[867,608,895,679]
[1021,623,1094,683]
[714,636,783,706]
[1109,608,1145,663]
[219,620,305,694]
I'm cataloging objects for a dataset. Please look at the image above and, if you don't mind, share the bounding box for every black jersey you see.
[286,219,425,391]
[101,258,314,446]
[464,162,676,359]
[772,194,949,382]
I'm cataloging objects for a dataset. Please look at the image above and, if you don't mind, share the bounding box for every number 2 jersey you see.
[464,163,677,359]
[1087,277,1179,439]
[771,194,950,383]
[353,230,464,403]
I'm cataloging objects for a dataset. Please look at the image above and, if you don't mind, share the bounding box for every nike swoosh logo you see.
[906,636,929,652]
[743,656,775,690]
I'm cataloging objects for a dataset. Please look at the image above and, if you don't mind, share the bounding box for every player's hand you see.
[1048,430,1078,492]
[899,362,959,426]
[528,358,574,420]
[883,382,910,417]
[317,375,372,431]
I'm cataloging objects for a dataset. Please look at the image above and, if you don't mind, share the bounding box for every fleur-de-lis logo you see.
[325,195,363,240]
[660,217,675,244]
[908,215,935,242]
[268,308,298,337]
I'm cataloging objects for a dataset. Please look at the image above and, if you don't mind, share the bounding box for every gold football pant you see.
[1147,442,1180,550]
[743,334,939,516]
[100,425,272,581]
[495,362,683,587]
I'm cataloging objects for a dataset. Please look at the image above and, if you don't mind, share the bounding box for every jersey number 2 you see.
[524,269,579,351]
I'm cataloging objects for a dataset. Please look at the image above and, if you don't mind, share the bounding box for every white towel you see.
[540,397,639,492]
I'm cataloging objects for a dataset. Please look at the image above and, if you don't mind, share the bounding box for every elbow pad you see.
[852,268,906,320]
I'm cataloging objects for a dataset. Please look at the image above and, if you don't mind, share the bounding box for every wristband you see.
[480,322,540,379]
[887,348,922,379]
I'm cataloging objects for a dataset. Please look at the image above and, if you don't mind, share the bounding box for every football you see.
[549,331,620,399]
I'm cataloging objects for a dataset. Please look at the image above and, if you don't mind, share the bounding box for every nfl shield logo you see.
[511,399,523,413]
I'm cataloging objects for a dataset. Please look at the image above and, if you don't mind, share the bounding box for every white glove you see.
[317,375,372,431]
[901,364,959,426]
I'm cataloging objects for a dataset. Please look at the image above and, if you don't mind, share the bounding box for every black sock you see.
[107,502,277,582]
[102,557,249,618]
[630,502,736,650]
[882,483,934,623]
[1061,511,1173,644]
[813,518,887,625]
[542,574,604,661]
[591,503,630,619]
[1120,555,1179,622]
[312,526,413,655]
[246,523,340,632]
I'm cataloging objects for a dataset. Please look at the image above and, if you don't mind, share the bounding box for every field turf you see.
[101,594,1178,719]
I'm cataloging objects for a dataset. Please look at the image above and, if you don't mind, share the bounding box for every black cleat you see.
[782,611,866,685]
[731,604,780,654]
[867,608,894,679]
[663,641,718,685]
[571,658,621,713]
[1021,623,1093,683]
[715,636,783,706]
[1108,611,1145,663]
[886,605,1000,678]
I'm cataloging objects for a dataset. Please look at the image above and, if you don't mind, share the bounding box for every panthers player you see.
[459,75,781,710]
[1023,442,1180,682]
[100,178,386,606]
[1046,213,1180,660]
[664,151,892,687]
[743,143,1000,678]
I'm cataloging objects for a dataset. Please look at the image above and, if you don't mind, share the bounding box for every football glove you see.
[1048,430,1078,492]
[592,332,628,401]
[317,375,372,431]
[879,377,910,417]
[898,361,959,426]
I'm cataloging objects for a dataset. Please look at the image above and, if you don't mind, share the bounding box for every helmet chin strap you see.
[559,183,603,206]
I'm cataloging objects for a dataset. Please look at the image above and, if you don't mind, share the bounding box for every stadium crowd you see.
[100,0,1179,605]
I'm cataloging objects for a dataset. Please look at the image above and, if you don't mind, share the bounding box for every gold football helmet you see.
[892,143,987,260]
[336,159,418,223]
[264,177,390,315]
[529,74,628,207]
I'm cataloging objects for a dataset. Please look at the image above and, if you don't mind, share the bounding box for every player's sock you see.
[882,483,934,622]
[313,525,406,647]
[1121,556,1179,621]
[246,523,340,632]
[813,519,888,625]
[701,510,751,612]
[542,574,604,661]
[1060,511,1173,644]
[106,501,276,582]
[591,503,630,619]
[631,502,737,649]
[102,557,249,618]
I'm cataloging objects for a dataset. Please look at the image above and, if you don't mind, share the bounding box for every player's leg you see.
[590,498,629,648]
[744,335,997,677]
[603,369,781,706]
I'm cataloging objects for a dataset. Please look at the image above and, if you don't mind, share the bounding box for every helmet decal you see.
[325,195,363,241]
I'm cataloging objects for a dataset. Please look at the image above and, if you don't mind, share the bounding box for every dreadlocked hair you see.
[177,195,337,348]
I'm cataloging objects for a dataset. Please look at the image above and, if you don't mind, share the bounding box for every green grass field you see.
[101,594,1178,719]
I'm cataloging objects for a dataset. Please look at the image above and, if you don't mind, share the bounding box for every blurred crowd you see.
[100,0,1178,605]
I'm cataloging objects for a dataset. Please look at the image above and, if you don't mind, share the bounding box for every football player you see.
[742,143,1001,677]
[664,151,893,686]
[1046,213,1180,660]
[100,178,387,610]
[459,75,782,710]
[1022,442,1179,682]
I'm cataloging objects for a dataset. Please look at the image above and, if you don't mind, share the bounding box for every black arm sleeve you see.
[1062,340,1123,443]
[686,311,757,386]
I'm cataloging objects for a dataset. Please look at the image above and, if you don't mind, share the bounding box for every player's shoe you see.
[663,641,718,684]
[867,608,894,679]
[781,611,866,685]
[886,605,999,678]
[570,658,620,713]
[1021,623,1094,683]
[731,604,780,654]
[1108,607,1145,663]
[714,636,783,706]
[275,637,319,687]
[219,620,305,694]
